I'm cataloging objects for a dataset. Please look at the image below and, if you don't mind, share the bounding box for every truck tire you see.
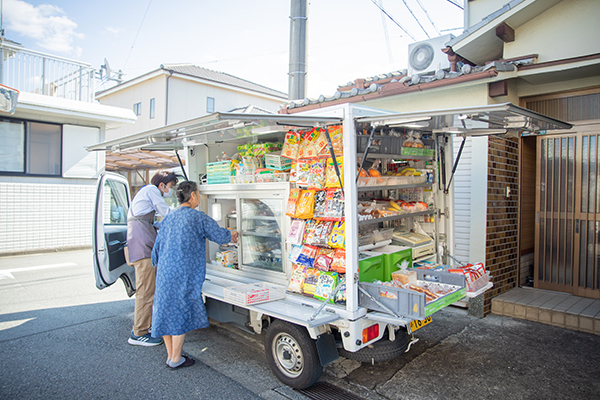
[264,320,322,389]
[338,329,410,363]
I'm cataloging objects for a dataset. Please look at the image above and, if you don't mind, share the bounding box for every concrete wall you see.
[504,0,600,63]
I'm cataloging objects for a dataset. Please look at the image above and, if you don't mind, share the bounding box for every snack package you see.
[281,130,301,159]
[287,264,306,293]
[295,190,315,219]
[322,188,345,221]
[287,219,306,245]
[286,188,301,218]
[327,125,344,156]
[325,156,344,188]
[303,221,332,246]
[313,254,333,271]
[308,159,326,189]
[296,244,318,268]
[302,268,320,295]
[314,271,338,302]
[313,128,329,155]
[293,159,312,186]
[298,130,319,159]
[313,190,327,219]
[330,248,346,273]
[328,221,346,249]
[288,244,303,264]
[334,275,346,305]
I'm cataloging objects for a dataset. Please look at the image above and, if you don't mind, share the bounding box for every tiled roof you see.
[282,61,512,112]
[161,63,287,99]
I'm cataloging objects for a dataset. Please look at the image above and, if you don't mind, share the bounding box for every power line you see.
[415,0,440,36]
[123,0,153,69]
[378,0,394,63]
[445,0,464,10]
[399,0,430,38]
[368,0,416,41]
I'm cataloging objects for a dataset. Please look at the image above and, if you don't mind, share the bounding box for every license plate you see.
[409,316,432,332]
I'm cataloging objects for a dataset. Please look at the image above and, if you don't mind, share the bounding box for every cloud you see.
[104,26,123,36]
[4,0,84,56]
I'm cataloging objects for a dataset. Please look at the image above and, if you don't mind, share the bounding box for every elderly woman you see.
[151,180,238,369]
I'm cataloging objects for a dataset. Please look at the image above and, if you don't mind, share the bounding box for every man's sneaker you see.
[128,331,163,346]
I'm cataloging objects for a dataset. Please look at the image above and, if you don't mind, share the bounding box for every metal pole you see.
[288,0,308,100]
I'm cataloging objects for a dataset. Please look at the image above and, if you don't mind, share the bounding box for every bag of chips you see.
[314,271,338,302]
[282,130,301,159]
[325,156,344,188]
[308,159,326,189]
[328,125,344,156]
[302,268,320,295]
[287,219,306,245]
[295,190,315,219]
[296,244,318,268]
[286,188,301,218]
[334,275,346,305]
[313,254,333,271]
[287,264,306,293]
[288,244,303,264]
[294,159,312,186]
[322,188,344,221]
[330,248,346,273]
[313,190,327,220]
[328,221,345,249]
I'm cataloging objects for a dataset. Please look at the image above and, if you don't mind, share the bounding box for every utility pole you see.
[288,0,308,100]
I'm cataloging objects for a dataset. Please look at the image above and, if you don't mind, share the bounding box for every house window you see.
[150,98,155,119]
[207,97,215,113]
[0,119,62,176]
[133,102,142,116]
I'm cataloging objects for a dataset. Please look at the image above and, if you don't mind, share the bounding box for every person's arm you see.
[148,185,174,217]
[151,230,161,266]
[201,212,232,245]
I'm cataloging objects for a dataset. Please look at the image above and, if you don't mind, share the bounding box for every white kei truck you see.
[89,102,570,389]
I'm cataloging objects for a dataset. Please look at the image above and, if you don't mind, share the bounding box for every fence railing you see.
[0,41,95,102]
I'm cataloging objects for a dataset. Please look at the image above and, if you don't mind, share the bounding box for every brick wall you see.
[483,137,520,315]
[0,182,95,255]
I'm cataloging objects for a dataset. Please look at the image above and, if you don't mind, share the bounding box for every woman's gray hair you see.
[176,181,198,204]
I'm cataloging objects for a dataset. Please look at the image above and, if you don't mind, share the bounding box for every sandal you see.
[169,355,195,369]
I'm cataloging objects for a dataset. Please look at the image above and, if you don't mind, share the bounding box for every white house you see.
[0,40,136,255]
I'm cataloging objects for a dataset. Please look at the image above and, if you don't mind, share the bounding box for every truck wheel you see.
[338,328,410,363]
[264,320,322,389]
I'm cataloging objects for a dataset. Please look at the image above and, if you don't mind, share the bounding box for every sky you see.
[1,0,464,98]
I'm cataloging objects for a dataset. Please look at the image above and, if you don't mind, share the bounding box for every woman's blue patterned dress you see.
[151,206,231,337]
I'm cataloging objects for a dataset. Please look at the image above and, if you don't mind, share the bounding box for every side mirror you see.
[0,84,19,115]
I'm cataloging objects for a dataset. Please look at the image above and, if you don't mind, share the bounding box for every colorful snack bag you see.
[313,190,327,220]
[315,221,333,246]
[287,264,306,293]
[301,128,322,159]
[288,244,303,264]
[294,159,312,186]
[313,128,329,155]
[282,130,301,159]
[325,156,344,188]
[286,188,301,217]
[308,159,326,189]
[313,254,333,272]
[302,220,318,244]
[330,248,346,273]
[328,221,345,249]
[296,244,318,268]
[334,275,346,305]
[302,268,320,295]
[323,188,345,221]
[327,125,344,156]
[295,190,315,219]
[287,219,306,245]
[314,271,338,302]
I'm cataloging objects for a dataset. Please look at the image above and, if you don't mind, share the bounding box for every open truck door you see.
[93,172,136,297]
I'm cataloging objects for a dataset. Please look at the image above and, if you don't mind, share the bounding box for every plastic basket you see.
[466,271,490,292]
[223,282,286,306]
[265,153,292,171]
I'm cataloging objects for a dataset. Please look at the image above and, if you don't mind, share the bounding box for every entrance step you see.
[492,287,600,335]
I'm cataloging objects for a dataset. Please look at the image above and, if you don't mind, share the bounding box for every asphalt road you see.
[0,249,302,400]
[1,249,599,400]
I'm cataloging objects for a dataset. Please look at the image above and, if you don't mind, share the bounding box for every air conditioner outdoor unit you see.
[407,34,455,76]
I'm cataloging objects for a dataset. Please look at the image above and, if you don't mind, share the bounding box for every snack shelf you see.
[366,153,434,161]
[358,210,436,226]
[242,230,282,238]
[357,182,432,192]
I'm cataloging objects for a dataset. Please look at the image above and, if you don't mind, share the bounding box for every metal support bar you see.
[356,126,377,183]
[175,150,188,180]
[444,136,466,194]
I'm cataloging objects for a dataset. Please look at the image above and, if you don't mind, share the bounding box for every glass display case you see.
[240,197,284,272]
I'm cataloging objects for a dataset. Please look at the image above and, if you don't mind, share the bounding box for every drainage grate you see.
[295,382,366,400]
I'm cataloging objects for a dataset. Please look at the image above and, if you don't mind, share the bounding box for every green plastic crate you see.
[358,253,384,283]
[370,245,413,281]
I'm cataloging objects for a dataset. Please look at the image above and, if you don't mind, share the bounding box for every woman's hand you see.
[230,230,238,243]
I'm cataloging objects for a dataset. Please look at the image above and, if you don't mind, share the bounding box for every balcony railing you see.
[0,41,95,103]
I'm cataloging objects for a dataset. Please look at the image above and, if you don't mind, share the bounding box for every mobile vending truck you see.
[89,103,571,389]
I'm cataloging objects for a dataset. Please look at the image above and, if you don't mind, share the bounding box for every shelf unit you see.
[242,230,281,238]
[357,182,432,192]
[366,153,434,161]
[358,210,436,226]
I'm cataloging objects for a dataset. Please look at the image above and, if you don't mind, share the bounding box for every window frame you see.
[207,97,215,113]
[0,117,63,177]
[133,102,142,116]
[149,98,155,119]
